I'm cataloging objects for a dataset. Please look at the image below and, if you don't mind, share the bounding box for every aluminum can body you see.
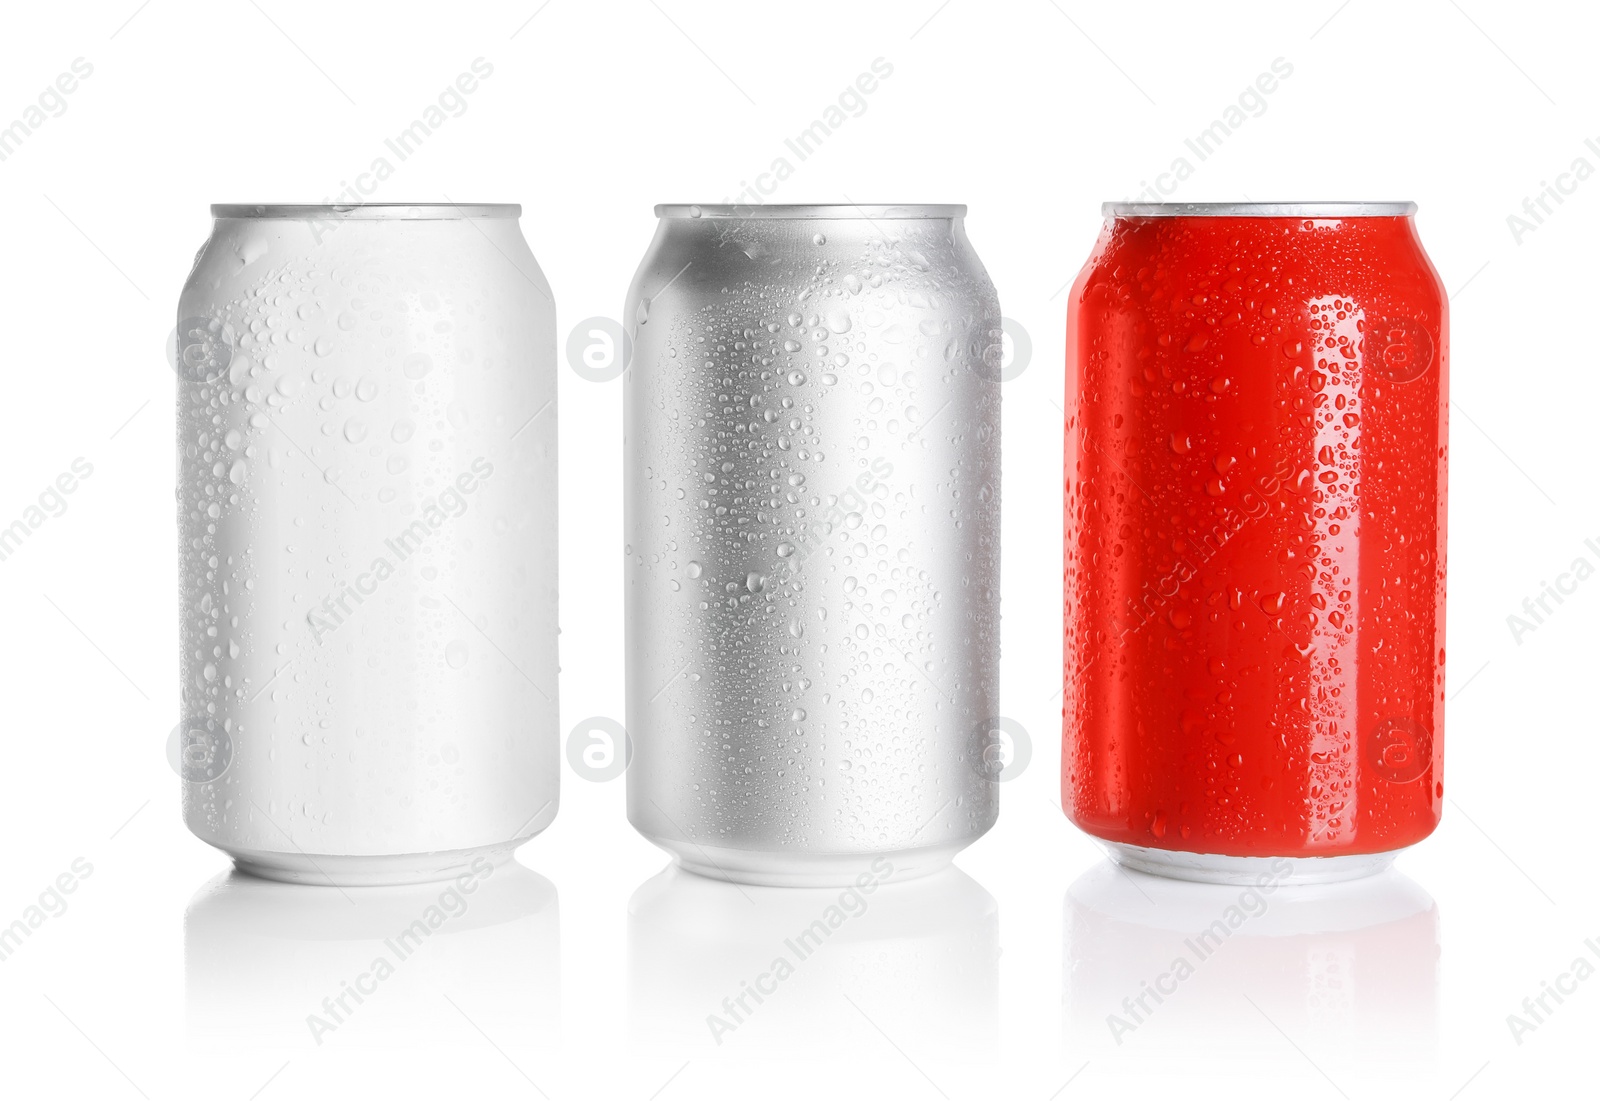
[176,203,558,886]
[625,204,1002,886]
[1063,202,1447,883]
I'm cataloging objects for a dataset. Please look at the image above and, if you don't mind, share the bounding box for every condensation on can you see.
[1062,202,1448,883]
[176,204,559,886]
[624,205,1002,887]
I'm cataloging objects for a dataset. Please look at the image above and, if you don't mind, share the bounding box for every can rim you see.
[655,203,967,220]
[211,203,521,219]
[1103,201,1417,218]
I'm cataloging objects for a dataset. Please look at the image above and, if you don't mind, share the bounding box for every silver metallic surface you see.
[1108,843,1402,886]
[210,203,520,220]
[1104,201,1416,218]
[654,203,967,220]
[624,206,1002,885]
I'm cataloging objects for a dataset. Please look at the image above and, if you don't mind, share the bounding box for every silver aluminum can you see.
[176,203,559,886]
[624,204,1001,886]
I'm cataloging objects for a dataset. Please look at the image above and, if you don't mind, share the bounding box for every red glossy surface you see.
[1063,213,1448,857]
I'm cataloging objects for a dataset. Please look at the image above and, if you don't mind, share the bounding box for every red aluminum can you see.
[1062,202,1447,884]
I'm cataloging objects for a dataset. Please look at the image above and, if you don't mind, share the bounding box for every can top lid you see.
[655,203,966,220]
[1104,201,1416,218]
[211,203,521,219]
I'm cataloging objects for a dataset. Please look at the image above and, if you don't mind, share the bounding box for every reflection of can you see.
[628,866,999,1056]
[177,204,558,885]
[625,205,1002,886]
[1064,203,1447,883]
[1063,862,1438,1060]
[184,862,560,1056]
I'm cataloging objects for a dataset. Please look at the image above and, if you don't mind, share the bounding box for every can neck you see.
[655,203,965,221]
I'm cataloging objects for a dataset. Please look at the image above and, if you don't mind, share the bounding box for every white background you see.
[1,1,1595,1098]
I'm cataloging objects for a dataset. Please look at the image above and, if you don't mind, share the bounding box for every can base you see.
[649,837,968,888]
[226,840,526,888]
[1107,842,1402,886]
